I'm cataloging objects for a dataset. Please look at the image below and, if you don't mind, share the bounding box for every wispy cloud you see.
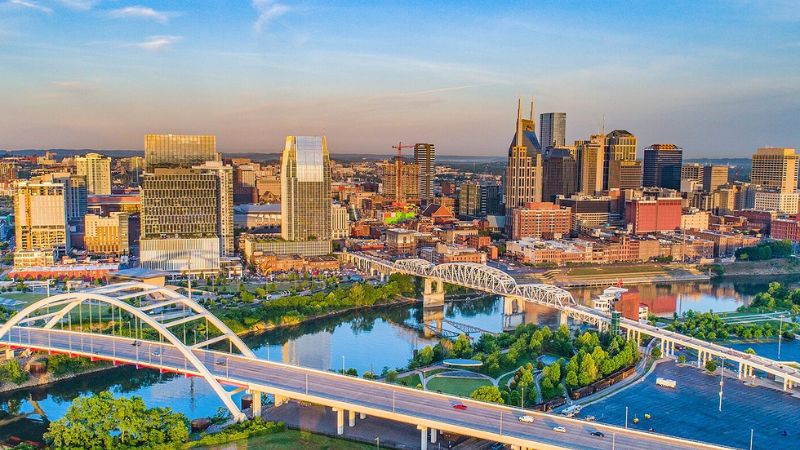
[55,0,99,10]
[109,6,172,23]
[134,35,181,52]
[252,0,290,33]
[6,0,53,14]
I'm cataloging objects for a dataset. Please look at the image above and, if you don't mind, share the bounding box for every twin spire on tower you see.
[515,96,536,149]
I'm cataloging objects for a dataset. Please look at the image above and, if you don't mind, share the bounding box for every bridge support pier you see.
[558,310,568,327]
[348,410,356,427]
[274,394,287,407]
[250,391,262,418]
[430,428,437,443]
[359,412,366,419]
[423,278,445,307]
[418,425,428,450]
[334,408,344,435]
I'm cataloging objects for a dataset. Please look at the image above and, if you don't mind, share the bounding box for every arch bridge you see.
[0,282,254,421]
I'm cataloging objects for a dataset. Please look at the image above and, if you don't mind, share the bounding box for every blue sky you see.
[0,0,798,157]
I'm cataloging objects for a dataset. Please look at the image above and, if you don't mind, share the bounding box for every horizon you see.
[1,1,798,157]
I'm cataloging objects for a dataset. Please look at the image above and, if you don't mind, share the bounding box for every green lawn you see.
[196,429,375,450]
[497,372,515,389]
[567,264,667,276]
[1,292,49,306]
[396,373,422,388]
[426,376,492,397]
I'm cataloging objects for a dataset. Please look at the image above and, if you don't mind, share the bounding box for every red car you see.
[452,403,467,410]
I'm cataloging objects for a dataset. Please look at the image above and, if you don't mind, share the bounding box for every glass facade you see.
[144,134,219,168]
[281,135,332,242]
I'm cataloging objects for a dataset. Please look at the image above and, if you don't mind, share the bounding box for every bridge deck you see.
[6,327,728,450]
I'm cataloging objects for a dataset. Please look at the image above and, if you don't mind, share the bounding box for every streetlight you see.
[749,429,754,450]
[719,357,725,412]
[625,406,628,429]
[342,355,346,374]
[374,437,380,449]
[778,314,784,360]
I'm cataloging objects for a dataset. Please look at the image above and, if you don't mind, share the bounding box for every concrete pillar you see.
[558,310,569,327]
[359,412,366,420]
[336,409,344,435]
[4,349,13,359]
[274,394,286,407]
[670,341,675,356]
[423,278,445,307]
[348,410,356,427]
[251,391,262,418]
[738,363,743,379]
[660,339,665,357]
[431,428,437,443]
[419,426,428,450]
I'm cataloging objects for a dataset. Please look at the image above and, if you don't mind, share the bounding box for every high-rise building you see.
[140,168,224,273]
[331,203,350,239]
[703,165,729,193]
[0,162,17,184]
[505,98,543,236]
[681,163,704,183]
[13,179,69,255]
[379,159,421,205]
[194,161,234,256]
[751,147,798,193]
[539,112,566,150]
[577,134,605,195]
[75,153,112,195]
[84,212,129,255]
[281,136,332,242]
[49,174,87,223]
[542,149,577,202]
[414,143,435,207]
[643,144,683,190]
[510,202,572,240]
[603,130,637,190]
[144,134,219,168]
[458,182,502,219]
[608,160,642,190]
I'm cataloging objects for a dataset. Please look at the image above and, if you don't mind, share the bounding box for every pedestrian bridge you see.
[0,282,724,450]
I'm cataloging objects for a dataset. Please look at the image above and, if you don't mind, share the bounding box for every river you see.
[0,276,798,445]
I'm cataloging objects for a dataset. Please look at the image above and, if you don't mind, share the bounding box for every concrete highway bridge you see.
[0,282,729,450]
[342,252,800,391]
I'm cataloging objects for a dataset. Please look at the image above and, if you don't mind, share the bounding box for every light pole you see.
[625,406,628,429]
[719,357,725,412]
[778,314,784,360]
[749,429,754,450]
[342,355,346,374]
[375,437,380,449]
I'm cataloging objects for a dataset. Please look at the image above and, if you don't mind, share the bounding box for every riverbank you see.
[717,259,800,278]
[0,362,116,395]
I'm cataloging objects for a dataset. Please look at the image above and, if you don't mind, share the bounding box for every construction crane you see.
[390,142,415,204]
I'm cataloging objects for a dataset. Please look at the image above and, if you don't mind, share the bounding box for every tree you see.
[451,334,473,358]
[651,347,662,358]
[745,348,757,355]
[469,386,504,404]
[678,355,686,364]
[705,359,717,373]
[44,391,189,449]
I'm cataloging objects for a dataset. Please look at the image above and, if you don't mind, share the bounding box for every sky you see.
[0,1,798,157]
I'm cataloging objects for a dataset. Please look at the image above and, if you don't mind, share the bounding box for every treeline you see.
[735,240,792,261]
[667,309,798,341]
[217,274,417,333]
[740,281,800,314]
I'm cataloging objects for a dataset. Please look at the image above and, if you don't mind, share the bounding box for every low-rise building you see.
[771,218,800,242]
[686,229,761,257]
[84,212,129,256]
[421,242,486,264]
[386,228,417,255]
[510,202,571,240]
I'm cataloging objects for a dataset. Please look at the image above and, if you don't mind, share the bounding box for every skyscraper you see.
[144,134,219,168]
[140,168,223,272]
[281,136,332,241]
[379,159,421,205]
[194,161,234,256]
[505,98,543,236]
[751,147,798,193]
[13,179,69,254]
[643,144,683,190]
[414,143,436,206]
[75,152,112,195]
[577,134,605,195]
[603,130,637,190]
[458,182,502,219]
[608,160,642,190]
[702,165,729,193]
[542,149,577,202]
[539,112,566,150]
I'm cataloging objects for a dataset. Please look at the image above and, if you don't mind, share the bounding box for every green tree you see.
[651,347,662,358]
[44,391,189,449]
[705,359,717,373]
[469,386,504,404]
[678,354,686,364]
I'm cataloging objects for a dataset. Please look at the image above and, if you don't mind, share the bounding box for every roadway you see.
[5,326,729,450]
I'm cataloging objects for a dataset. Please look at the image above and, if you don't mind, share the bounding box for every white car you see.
[518,415,534,423]
[553,426,566,433]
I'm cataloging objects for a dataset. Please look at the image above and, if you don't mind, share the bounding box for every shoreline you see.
[0,364,119,396]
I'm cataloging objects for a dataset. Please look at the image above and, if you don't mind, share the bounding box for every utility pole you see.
[719,357,725,412]
[778,314,784,360]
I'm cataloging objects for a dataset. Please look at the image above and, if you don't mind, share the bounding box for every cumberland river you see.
[0,276,799,445]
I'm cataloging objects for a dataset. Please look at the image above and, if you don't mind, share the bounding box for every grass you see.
[396,373,422,388]
[195,429,375,450]
[567,264,667,277]
[1,292,49,305]
[497,372,515,388]
[426,376,492,397]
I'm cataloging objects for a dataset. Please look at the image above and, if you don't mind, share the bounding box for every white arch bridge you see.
[0,282,732,450]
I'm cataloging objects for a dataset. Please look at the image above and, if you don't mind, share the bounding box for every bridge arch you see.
[429,262,518,294]
[0,282,254,421]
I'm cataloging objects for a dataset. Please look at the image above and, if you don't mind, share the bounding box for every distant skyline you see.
[1,1,798,157]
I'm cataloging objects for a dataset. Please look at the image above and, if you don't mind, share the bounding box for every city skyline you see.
[1,1,798,156]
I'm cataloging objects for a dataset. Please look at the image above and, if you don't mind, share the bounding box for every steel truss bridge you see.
[0,281,727,450]
[342,252,800,391]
